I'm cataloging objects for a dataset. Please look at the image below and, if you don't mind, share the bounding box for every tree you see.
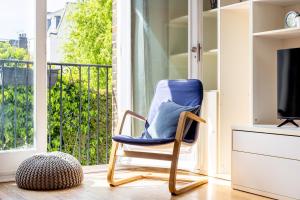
[64,0,112,65]
[0,42,30,61]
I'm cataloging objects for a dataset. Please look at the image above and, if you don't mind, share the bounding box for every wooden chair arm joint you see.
[124,110,146,122]
[116,110,146,135]
[183,111,206,124]
[174,111,206,140]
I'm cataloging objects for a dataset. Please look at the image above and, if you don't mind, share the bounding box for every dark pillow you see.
[145,101,199,139]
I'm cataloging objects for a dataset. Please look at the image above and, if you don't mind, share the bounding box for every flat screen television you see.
[277,48,300,127]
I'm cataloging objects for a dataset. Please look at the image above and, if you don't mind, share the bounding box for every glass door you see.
[0,0,47,181]
[131,0,200,133]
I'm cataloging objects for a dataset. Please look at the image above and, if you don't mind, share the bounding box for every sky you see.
[0,0,77,40]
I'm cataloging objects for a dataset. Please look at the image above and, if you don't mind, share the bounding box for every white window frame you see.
[0,0,47,182]
[116,0,132,134]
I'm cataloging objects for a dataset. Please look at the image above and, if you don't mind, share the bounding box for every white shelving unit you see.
[207,0,300,178]
[252,0,300,124]
[218,0,252,179]
[221,0,249,10]
[253,0,300,5]
[225,0,300,199]
[221,0,249,7]
[200,0,252,178]
[253,27,300,39]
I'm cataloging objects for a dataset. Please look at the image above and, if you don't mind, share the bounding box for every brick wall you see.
[112,0,118,134]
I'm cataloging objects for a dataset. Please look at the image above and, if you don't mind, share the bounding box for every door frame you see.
[189,0,201,79]
[116,0,132,134]
[0,0,47,182]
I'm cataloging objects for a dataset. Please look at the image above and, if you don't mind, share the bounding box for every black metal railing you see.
[0,60,33,150]
[0,59,112,165]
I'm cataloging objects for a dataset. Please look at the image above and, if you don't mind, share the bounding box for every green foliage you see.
[0,86,34,150]
[0,42,30,61]
[0,43,33,150]
[64,0,112,65]
[48,68,112,165]
[0,67,112,165]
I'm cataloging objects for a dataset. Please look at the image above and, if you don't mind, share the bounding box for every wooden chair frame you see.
[107,110,208,195]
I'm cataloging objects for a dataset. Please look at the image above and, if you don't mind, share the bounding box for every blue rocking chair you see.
[107,79,208,195]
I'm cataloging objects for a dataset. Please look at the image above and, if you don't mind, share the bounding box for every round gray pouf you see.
[16,152,83,190]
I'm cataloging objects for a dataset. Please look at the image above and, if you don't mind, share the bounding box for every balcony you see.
[0,59,112,165]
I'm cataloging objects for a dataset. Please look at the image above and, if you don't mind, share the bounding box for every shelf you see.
[170,52,188,59]
[203,8,218,18]
[221,1,249,10]
[203,49,218,56]
[169,15,188,28]
[253,0,300,6]
[253,27,300,39]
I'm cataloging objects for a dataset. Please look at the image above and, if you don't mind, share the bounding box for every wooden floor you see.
[0,167,270,200]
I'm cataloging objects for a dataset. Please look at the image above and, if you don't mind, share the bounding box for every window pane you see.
[0,0,35,150]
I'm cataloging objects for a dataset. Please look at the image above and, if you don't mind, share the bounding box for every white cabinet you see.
[202,0,252,176]
[232,126,300,200]
[219,0,300,178]
[198,91,218,175]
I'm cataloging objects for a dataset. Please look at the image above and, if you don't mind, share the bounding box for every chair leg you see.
[107,141,144,186]
[107,140,207,194]
[168,140,208,195]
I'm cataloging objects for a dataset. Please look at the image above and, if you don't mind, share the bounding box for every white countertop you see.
[232,124,300,137]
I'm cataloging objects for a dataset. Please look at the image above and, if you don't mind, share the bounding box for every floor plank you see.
[0,168,270,200]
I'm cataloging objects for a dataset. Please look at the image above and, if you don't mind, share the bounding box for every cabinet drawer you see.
[232,151,300,199]
[233,130,300,160]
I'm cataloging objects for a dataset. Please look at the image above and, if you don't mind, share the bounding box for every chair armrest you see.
[124,110,146,122]
[174,111,206,141]
[184,111,206,124]
[116,110,146,135]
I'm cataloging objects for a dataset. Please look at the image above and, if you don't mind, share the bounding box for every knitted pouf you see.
[15,152,83,190]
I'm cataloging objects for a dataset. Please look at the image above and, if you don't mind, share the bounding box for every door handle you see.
[191,46,198,52]
[191,43,201,62]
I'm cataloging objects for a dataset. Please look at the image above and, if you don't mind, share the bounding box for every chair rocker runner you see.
[107,79,208,195]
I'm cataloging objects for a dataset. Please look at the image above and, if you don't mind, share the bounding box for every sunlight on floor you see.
[0,168,270,200]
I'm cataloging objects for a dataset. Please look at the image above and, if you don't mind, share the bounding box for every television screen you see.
[278,48,300,119]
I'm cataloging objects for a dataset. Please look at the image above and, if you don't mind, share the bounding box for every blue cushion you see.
[146,80,203,143]
[112,135,175,146]
[146,101,199,139]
